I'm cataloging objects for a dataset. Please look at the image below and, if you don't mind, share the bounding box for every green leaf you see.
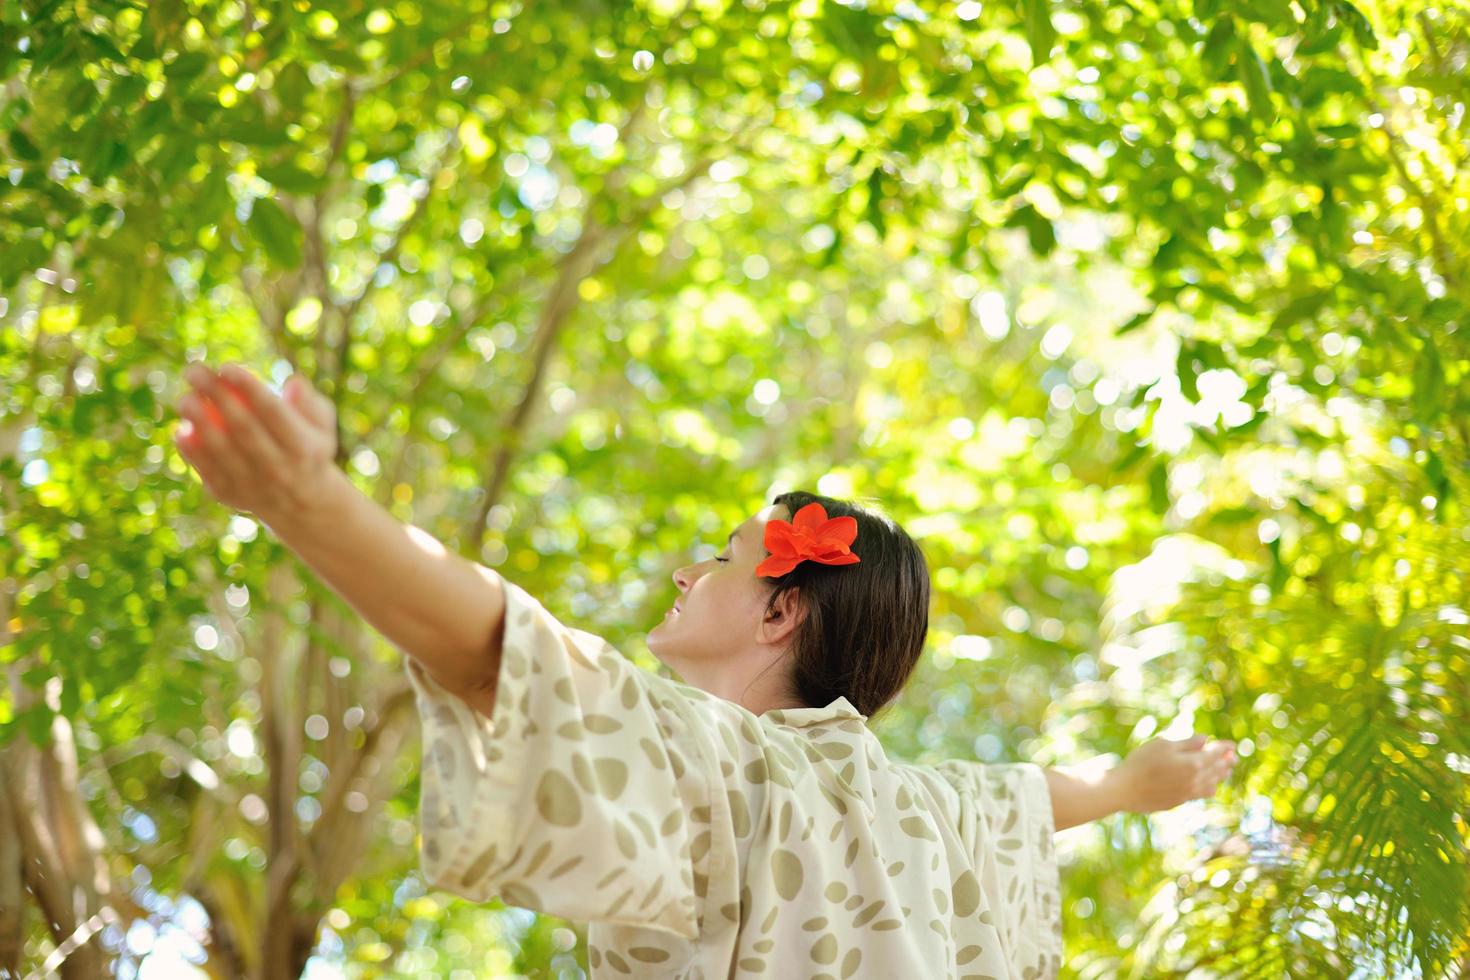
[1193,424,1224,452]
[1300,65,1361,106]
[1176,340,1215,401]
[83,30,126,63]
[246,196,303,268]
[865,166,886,238]
[133,101,174,141]
[30,29,75,73]
[217,111,294,146]
[1153,233,1186,271]
[151,138,199,188]
[1273,291,1330,331]
[1297,2,1343,55]
[1266,536,1289,592]
[91,140,129,181]
[274,62,312,108]
[8,127,40,161]
[1115,439,1151,472]
[1412,342,1443,423]
[166,51,212,85]
[1116,308,1155,336]
[196,170,234,220]
[1202,18,1236,77]
[1022,0,1057,65]
[1423,451,1451,504]
[257,161,328,195]
[1236,0,1291,27]
[993,164,1032,199]
[821,226,845,268]
[1236,41,1276,124]
[1009,203,1056,257]
[1147,460,1171,512]
[1315,123,1359,140]
[1228,408,1268,436]
[1335,0,1378,50]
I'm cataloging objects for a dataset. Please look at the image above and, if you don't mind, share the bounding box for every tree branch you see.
[366,282,508,511]
[458,109,765,553]
[0,768,23,977]
[238,264,300,374]
[303,129,460,473]
[0,686,147,980]
[87,733,233,804]
[459,216,610,553]
[330,132,460,394]
[257,561,306,980]
[309,697,415,910]
[322,82,357,188]
[305,679,415,868]
[365,12,485,94]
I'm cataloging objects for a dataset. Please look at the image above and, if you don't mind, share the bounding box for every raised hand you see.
[175,362,340,520]
[1114,733,1238,814]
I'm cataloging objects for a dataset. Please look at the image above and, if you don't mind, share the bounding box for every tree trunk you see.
[0,767,25,976]
[0,681,126,979]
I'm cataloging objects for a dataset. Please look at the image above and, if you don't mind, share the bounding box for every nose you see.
[673,558,710,593]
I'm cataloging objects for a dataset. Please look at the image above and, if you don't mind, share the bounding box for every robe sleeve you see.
[404,575,704,939]
[963,762,1064,976]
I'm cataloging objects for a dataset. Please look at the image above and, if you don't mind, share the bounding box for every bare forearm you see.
[1044,759,1132,831]
[258,466,505,692]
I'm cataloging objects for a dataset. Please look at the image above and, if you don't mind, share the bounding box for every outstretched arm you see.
[1043,760,1132,832]
[175,362,505,715]
[1044,735,1237,831]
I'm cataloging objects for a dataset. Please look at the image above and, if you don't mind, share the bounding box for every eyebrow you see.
[727,527,740,549]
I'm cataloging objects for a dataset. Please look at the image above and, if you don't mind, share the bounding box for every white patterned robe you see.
[406,577,1063,978]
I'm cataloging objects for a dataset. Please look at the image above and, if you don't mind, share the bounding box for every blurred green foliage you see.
[2,0,1466,976]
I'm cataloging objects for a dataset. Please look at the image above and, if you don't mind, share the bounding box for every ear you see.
[758,588,807,647]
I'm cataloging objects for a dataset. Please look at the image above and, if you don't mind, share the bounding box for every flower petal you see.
[791,502,830,532]
[756,554,801,577]
[814,515,858,546]
[764,521,798,555]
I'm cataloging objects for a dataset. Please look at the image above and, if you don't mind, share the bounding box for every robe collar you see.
[761,696,867,728]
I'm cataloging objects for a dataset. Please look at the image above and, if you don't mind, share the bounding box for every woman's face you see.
[645,503,791,675]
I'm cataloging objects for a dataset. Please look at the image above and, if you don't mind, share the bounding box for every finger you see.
[178,392,249,488]
[182,363,234,425]
[205,381,291,476]
[183,361,217,393]
[218,362,313,453]
[285,374,334,427]
[175,420,232,499]
[1196,771,1228,797]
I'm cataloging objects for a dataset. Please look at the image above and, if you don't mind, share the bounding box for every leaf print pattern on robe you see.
[407,575,1063,978]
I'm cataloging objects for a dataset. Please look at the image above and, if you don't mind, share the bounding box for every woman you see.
[175,362,1237,979]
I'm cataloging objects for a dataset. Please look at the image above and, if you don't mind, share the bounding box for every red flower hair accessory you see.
[756,502,861,578]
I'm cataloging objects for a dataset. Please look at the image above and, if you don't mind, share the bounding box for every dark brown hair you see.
[761,491,930,720]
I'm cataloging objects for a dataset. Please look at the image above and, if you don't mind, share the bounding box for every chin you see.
[645,628,669,658]
[644,632,680,669]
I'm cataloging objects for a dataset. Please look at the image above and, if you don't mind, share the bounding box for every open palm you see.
[175,362,340,518]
